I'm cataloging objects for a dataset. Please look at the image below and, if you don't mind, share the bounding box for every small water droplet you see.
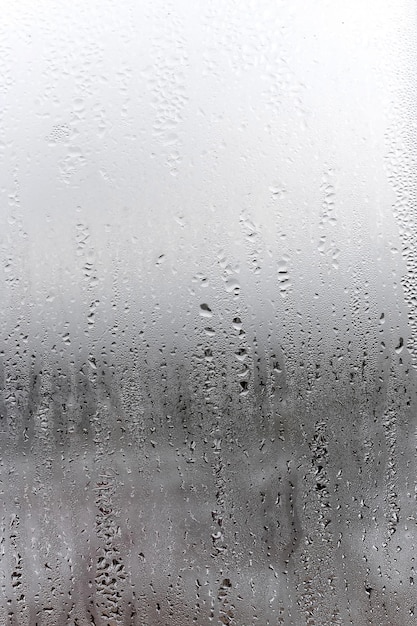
[199,303,212,318]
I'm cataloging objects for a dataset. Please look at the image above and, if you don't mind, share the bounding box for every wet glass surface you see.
[1,1,417,623]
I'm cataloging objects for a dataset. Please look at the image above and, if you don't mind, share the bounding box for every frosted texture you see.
[1,1,417,624]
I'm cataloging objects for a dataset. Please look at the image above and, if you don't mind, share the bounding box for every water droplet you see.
[199,303,212,318]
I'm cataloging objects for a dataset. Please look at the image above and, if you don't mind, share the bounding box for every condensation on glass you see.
[1,1,417,624]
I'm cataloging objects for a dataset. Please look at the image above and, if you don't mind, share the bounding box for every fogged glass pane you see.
[1,1,417,624]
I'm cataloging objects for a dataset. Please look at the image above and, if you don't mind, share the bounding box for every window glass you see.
[1,1,417,623]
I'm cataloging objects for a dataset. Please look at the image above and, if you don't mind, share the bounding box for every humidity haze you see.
[1,1,417,624]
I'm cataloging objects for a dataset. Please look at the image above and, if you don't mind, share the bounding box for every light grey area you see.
[1,0,417,624]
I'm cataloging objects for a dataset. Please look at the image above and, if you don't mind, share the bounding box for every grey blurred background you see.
[1,0,417,624]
